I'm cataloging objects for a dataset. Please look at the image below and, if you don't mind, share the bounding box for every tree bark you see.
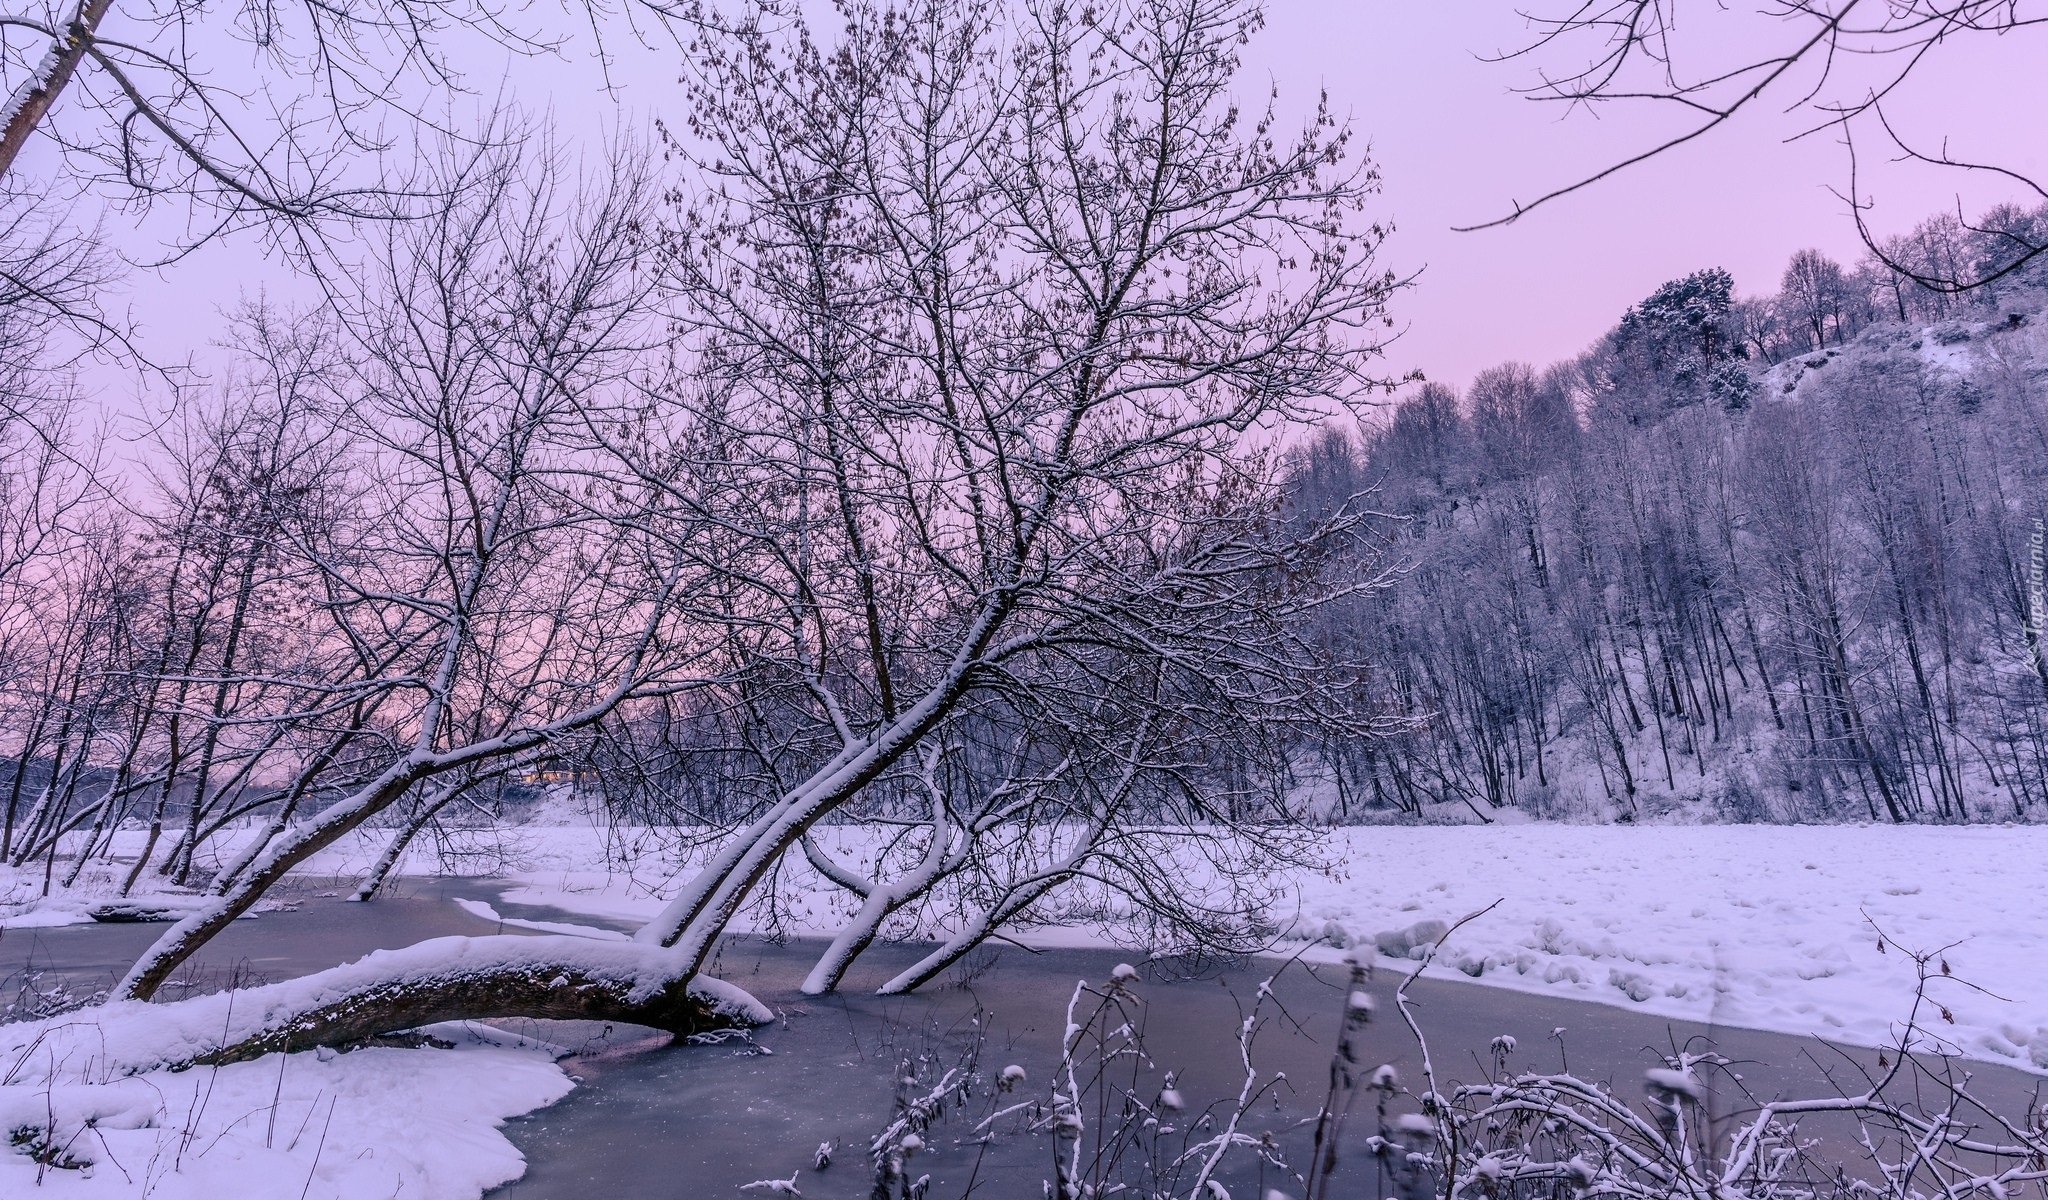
[0,0,116,183]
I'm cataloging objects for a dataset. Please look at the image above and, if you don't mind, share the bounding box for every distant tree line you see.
[1738,204,2048,360]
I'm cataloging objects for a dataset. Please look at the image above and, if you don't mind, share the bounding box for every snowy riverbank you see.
[0,1019,570,1199]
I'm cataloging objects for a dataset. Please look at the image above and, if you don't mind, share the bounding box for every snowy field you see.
[4,821,2046,1199]
[1286,825,2048,1070]
[451,822,2048,1072]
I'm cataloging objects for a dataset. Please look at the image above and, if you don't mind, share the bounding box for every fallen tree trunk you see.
[3,935,771,1078]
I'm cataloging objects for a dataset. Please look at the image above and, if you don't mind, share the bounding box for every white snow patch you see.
[450,897,629,941]
[0,1021,570,1200]
[1288,825,2048,1072]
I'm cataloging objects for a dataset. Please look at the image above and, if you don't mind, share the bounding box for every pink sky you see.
[79,4,2048,396]
[1265,7,2048,389]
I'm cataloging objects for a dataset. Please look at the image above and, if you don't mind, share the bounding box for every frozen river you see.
[5,877,2037,1199]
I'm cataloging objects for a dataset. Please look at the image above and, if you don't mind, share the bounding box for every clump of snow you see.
[0,855,226,930]
[0,930,776,1198]
[1373,918,1449,959]
[1644,1067,1704,1101]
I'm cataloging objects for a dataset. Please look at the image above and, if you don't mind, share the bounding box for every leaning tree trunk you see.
[637,598,1012,969]
[640,664,983,968]
[7,935,771,1075]
[800,807,963,996]
[115,761,431,1000]
[352,779,472,901]
[801,863,953,996]
[876,876,1065,996]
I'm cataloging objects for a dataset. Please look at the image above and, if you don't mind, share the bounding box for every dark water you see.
[6,882,2040,1200]
[0,875,495,1003]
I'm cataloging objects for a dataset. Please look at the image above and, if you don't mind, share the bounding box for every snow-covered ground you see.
[0,1021,569,1199]
[5,819,2047,1199]
[1285,825,2048,1071]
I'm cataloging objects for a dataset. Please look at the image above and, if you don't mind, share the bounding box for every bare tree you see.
[609,0,1403,981]
[0,0,558,231]
[106,144,740,1016]
[0,333,104,865]
[1780,247,1851,351]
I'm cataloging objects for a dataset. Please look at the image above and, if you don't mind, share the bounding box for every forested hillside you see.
[1295,202,2048,824]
